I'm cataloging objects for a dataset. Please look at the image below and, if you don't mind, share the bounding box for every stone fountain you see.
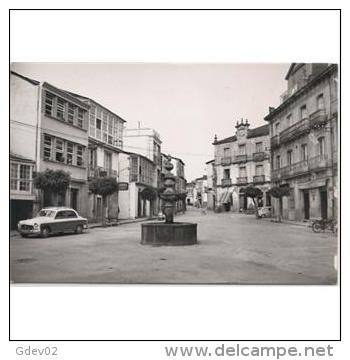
[141,155,197,246]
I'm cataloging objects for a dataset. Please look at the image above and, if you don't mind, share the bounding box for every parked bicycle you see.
[311,218,337,233]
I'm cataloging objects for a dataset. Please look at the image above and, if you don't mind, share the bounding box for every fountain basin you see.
[141,222,197,246]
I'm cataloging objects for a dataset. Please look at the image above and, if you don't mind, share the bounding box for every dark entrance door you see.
[10,200,33,229]
[320,189,328,219]
[303,191,310,220]
[70,188,79,210]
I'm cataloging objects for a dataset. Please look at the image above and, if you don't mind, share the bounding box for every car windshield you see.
[37,210,55,217]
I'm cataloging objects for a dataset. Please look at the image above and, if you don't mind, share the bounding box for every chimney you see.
[213,134,218,143]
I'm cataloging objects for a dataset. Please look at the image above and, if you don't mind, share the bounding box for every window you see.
[239,166,246,177]
[318,137,325,156]
[255,142,263,153]
[89,148,96,168]
[289,188,295,210]
[56,98,66,120]
[300,105,307,120]
[44,92,54,117]
[104,152,112,173]
[77,145,84,166]
[286,113,293,127]
[255,165,263,176]
[19,165,31,191]
[238,144,246,155]
[108,135,113,145]
[287,150,293,166]
[130,156,138,182]
[67,142,74,165]
[108,116,113,135]
[68,103,76,124]
[10,163,18,190]
[224,169,230,179]
[317,94,325,110]
[66,210,77,218]
[55,211,67,219]
[55,139,64,162]
[77,108,84,128]
[10,163,32,192]
[44,135,52,160]
[224,147,230,157]
[275,155,281,169]
[275,122,280,135]
[96,118,102,139]
[301,144,308,161]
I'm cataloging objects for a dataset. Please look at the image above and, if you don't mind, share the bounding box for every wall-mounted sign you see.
[118,182,129,191]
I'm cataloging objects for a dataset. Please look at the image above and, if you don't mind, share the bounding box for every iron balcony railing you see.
[309,109,327,128]
[253,175,266,184]
[236,176,248,185]
[271,155,331,180]
[233,154,248,163]
[221,178,232,187]
[88,167,118,178]
[279,118,310,145]
[252,152,267,162]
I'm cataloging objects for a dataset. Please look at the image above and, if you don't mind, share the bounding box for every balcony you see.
[221,156,232,165]
[279,118,310,145]
[252,152,267,162]
[309,109,327,128]
[271,135,280,149]
[271,160,309,180]
[253,175,266,184]
[309,154,331,171]
[236,177,248,185]
[88,167,118,179]
[221,178,232,187]
[233,154,247,163]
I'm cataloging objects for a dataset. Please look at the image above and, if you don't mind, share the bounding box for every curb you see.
[88,217,158,229]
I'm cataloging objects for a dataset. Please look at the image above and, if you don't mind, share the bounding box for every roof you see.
[10,152,35,164]
[67,91,127,123]
[213,124,269,145]
[41,207,76,211]
[284,63,304,80]
[265,64,338,122]
[43,82,90,109]
[11,71,40,86]
[205,159,214,164]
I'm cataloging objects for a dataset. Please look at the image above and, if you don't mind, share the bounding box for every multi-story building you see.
[118,151,158,219]
[193,176,208,207]
[10,71,90,227]
[264,63,338,221]
[213,120,271,212]
[10,72,40,228]
[161,154,187,212]
[205,159,216,210]
[68,93,126,223]
[123,127,162,211]
[186,181,195,206]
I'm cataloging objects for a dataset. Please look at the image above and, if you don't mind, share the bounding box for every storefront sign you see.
[118,182,129,191]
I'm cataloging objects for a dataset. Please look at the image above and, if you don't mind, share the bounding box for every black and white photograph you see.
[10,62,338,285]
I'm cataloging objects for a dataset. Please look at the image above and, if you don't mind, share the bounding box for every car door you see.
[54,210,70,233]
[65,210,79,231]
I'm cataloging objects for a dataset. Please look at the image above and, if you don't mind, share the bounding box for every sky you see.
[11,63,290,181]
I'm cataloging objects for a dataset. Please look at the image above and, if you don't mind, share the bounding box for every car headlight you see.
[33,223,39,230]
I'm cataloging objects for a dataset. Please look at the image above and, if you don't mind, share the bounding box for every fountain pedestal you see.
[141,222,197,246]
[140,154,197,246]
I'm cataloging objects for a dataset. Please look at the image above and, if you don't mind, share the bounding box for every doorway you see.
[70,188,79,210]
[303,191,310,220]
[320,189,328,219]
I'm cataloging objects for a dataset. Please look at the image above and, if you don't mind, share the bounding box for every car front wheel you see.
[40,226,50,238]
[75,225,83,234]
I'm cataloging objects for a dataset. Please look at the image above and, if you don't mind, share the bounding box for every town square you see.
[10,62,338,284]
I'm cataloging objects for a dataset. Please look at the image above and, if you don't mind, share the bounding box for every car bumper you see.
[18,229,41,235]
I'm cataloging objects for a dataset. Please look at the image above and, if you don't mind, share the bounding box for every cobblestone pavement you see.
[10,208,338,284]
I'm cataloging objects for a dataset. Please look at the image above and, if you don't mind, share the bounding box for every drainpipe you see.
[34,84,43,210]
[328,76,336,219]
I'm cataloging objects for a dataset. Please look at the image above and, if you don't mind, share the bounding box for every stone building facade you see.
[265,63,338,221]
[213,120,271,212]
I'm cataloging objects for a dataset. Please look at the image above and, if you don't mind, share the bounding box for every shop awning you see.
[220,191,231,204]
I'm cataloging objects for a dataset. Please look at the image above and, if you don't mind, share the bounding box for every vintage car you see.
[257,206,272,218]
[17,207,88,238]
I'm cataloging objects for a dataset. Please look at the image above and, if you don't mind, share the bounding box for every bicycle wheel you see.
[312,222,322,233]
